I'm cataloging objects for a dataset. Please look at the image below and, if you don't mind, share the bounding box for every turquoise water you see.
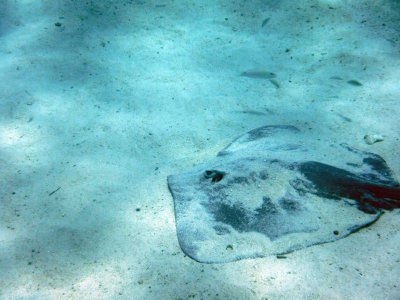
[1,1,399,299]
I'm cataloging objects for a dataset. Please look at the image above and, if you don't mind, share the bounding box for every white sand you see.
[1,0,399,299]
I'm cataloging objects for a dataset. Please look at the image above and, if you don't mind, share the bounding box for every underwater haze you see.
[1,0,400,299]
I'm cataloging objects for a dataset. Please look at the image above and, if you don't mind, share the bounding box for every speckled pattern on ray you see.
[168,125,400,263]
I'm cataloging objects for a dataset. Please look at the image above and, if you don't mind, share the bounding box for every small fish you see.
[261,17,270,27]
[49,187,61,196]
[235,110,266,116]
[241,70,276,79]
[347,79,363,86]
[336,113,352,122]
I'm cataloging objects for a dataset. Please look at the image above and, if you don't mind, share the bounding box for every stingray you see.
[167,125,400,263]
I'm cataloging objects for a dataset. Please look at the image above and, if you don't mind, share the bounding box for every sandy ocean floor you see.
[1,0,400,299]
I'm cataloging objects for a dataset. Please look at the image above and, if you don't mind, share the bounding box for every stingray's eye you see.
[204,170,225,182]
[204,170,213,178]
[204,170,215,179]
